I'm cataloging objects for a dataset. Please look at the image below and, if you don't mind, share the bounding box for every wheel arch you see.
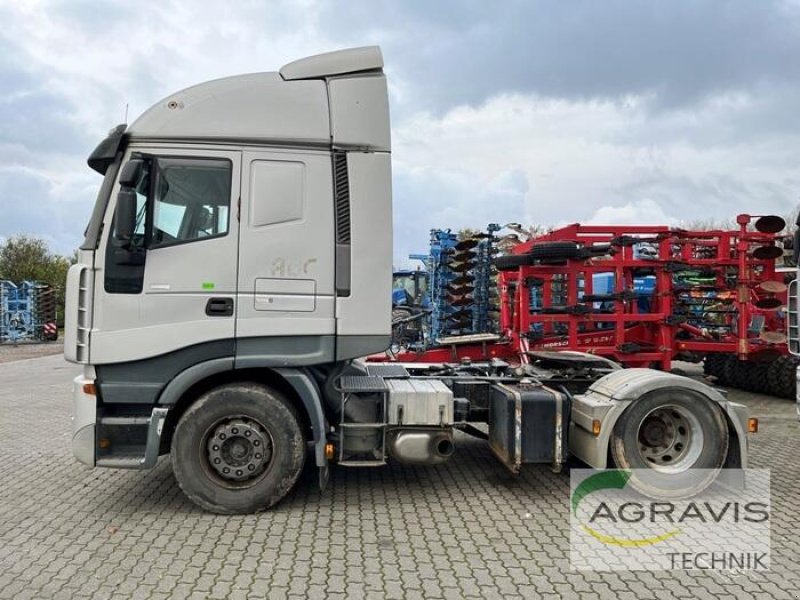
[157,360,328,467]
[570,368,748,469]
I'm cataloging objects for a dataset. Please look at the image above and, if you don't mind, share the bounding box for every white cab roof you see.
[128,73,330,146]
[127,47,389,151]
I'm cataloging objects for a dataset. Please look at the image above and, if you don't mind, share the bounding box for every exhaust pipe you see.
[434,434,455,459]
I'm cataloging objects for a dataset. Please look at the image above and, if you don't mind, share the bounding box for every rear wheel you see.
[610,388,729,498]
[718,355,740,386]
[171,383,306,514]
[767,356,797,399]
[743,362,769,393]
[728,360,754,391]
[702,353,726,379]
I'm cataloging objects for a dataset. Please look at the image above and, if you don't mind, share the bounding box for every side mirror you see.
[118,158,144,187]
[112,246,145,266]
[114,188,138,242]
[794,229,800,265]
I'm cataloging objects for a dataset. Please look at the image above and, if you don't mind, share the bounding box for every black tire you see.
[779,358,798,399]
[765,357,785,397]
[610,388,729,498]
[724,358,769,393]
[528,241,580,260]
[171,383,306,514]
[538,258,569,266]
[743,362,769,394]
[767,356,797,399]
[718,355,739,386]
[494,254,532,271]
[728,360,754,391]
[702,353,726,379]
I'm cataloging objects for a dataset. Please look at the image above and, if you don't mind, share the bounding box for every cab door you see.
[235,148,335,364]
[92,147,241,364]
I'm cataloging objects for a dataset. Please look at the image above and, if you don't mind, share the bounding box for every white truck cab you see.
[66,47,752,514]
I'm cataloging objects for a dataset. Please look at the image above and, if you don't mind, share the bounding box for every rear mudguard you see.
[570,368,748,469]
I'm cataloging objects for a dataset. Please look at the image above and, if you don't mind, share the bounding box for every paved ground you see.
[0,340,63,364]
[1,353,799,600]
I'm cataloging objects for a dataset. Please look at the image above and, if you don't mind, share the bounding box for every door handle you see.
[206,297,234,317]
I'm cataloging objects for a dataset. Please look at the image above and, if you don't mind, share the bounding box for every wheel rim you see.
[635,404,703,473]
[202,417,274,487]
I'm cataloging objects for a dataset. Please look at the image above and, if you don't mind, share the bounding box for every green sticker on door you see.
[202,282,215,290]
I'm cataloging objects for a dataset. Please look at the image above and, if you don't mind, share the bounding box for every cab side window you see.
[150,158,232,249]
[104,156,233,294]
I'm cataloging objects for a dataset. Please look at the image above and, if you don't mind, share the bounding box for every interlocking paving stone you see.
[0,355,798,599]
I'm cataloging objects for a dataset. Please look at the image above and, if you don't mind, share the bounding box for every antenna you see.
[124,103,129,124]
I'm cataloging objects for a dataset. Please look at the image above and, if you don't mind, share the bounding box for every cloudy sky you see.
[1,0,799,266]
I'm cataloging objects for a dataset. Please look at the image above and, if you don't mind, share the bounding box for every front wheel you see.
[610,388,729,498]
[171,383,306,514]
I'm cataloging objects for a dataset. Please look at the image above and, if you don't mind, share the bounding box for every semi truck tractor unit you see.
[66,47,753,514]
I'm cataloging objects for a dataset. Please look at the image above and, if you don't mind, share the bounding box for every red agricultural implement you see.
[381,214,796,398]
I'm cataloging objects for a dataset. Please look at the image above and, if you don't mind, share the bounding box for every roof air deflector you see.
[280,46,383,81]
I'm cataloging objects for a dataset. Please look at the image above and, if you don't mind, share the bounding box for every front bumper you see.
[72,374,97,466]
[71,374,168,469]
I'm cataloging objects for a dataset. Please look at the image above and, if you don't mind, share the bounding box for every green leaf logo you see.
[571,470,681,547]
[571,470,631,516]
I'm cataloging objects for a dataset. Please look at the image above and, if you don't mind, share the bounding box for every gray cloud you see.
[0,0,799,259]
[317,0,800,114]
[0,166,96,252]
[0,88,93,154]
[618,172,800,222]
[392,167,529,268]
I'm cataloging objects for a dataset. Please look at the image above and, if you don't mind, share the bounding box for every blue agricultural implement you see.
[0,281,58,343]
